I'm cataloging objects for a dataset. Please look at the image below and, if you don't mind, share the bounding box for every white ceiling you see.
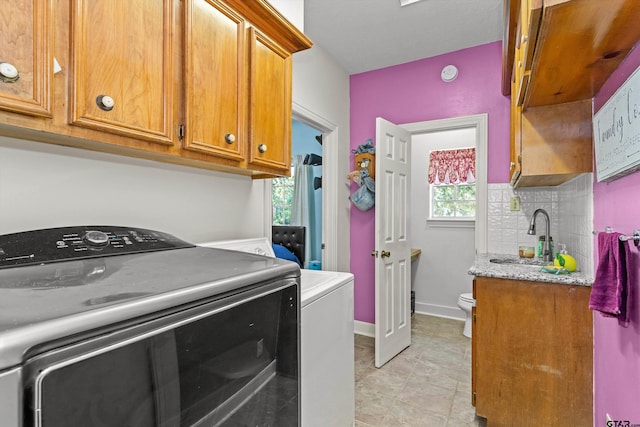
[304,0,505,75]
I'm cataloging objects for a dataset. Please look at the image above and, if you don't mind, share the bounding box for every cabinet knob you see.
[257,143,268,153]
[224,133,236,144]
[510,161,516,169]
[0,62,19,83]
[96,95,115,111]
[521,35,528,44]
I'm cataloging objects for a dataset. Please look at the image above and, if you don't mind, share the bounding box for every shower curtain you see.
[291,154,316,268]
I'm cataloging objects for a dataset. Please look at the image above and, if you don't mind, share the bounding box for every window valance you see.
[428,147,476,185]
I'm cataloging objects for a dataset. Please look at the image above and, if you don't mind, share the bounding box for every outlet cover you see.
[509,196,521,211]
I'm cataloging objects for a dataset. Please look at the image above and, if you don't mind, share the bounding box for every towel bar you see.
[592,228,640,246]
[619,230,640,246]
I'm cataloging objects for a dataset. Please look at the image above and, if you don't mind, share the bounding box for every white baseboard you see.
[354,307,465,337]
[415,302,465,321]
[354,320,374,337]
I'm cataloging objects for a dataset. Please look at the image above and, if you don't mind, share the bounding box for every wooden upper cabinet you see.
[0,0,52,117]
[247,28,292,175]
[524,0,640,107]
[183,0,245,163]
[516,99,593,187]
[69,0,175,145]
[0,0,311,176]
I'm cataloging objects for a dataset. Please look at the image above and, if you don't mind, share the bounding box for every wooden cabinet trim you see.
[223,0,312,53]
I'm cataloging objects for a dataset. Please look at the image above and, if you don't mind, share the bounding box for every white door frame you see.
[401,114,488,253]
[264,102,339,271]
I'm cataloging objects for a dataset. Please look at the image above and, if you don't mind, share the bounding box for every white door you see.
[374,117,411,368]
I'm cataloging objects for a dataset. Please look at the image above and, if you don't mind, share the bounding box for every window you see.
[272,174,295,225]
[427,146,476,224]
[430,183,476,219]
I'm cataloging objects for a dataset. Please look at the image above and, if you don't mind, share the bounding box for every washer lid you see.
[0,228,300,371]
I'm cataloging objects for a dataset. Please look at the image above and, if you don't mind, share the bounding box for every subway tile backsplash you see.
[486,174,593,277]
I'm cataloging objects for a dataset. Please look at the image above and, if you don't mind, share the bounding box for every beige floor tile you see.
[355,313,483,426]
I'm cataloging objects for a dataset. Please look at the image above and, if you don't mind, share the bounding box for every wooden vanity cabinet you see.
[0,0,52,118]
[0,0,311,177]
[472,276,593,427]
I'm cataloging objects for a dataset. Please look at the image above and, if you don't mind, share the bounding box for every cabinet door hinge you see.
[178,124,185,140]
[472,392,477,406]
[473,313,476,323]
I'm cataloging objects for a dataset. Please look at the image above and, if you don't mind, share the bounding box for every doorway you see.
[271,119,323,267]
[266,103,339,271]
[402,114,487,319]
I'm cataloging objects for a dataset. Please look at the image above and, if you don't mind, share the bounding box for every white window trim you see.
[427,218,475,228]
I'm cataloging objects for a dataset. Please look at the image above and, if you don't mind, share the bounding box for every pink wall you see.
[349,41,510,323]
[592,43,640,424]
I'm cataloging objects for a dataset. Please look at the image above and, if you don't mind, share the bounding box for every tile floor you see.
[354,314,487,427]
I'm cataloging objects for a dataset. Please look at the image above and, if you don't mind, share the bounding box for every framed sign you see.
[593,65,640,182]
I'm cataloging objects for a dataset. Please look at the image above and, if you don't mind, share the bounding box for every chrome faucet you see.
[527,208,552,262]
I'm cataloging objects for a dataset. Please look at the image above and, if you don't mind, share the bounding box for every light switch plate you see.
[510,196,521,211]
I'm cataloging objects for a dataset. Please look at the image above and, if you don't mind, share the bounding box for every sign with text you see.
[593,65,640,182]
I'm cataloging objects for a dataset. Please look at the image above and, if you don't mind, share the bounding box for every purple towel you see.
[589,232,630,324]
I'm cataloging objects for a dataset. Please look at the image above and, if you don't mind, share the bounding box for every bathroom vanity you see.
[469,255,593,427]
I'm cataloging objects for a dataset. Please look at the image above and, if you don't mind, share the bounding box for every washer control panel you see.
[0,226,194,269]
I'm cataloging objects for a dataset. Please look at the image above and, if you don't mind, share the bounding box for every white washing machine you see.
[197,238,355,427]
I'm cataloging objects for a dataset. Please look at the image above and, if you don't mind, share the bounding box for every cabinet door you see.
[247,28,292,175]
[183,0,245,162]
[516,0,542,106]
[0,0,52,117]
[69,0,174,145]
[474,277,593,426]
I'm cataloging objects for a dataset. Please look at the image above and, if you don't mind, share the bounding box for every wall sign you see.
[593,65,640,182]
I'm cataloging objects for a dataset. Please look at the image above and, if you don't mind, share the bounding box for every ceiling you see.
[304,0,505,75]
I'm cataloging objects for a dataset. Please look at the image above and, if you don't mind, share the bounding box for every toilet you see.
[457,293,475,338]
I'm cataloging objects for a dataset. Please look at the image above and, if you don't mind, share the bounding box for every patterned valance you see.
[428,147,476,184]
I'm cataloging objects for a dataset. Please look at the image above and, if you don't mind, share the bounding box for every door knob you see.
[96,95,115,111]
[381,250,391,258]
[0,62,19,83]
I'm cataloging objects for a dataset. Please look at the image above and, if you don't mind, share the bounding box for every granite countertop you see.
[468,253,593,286]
